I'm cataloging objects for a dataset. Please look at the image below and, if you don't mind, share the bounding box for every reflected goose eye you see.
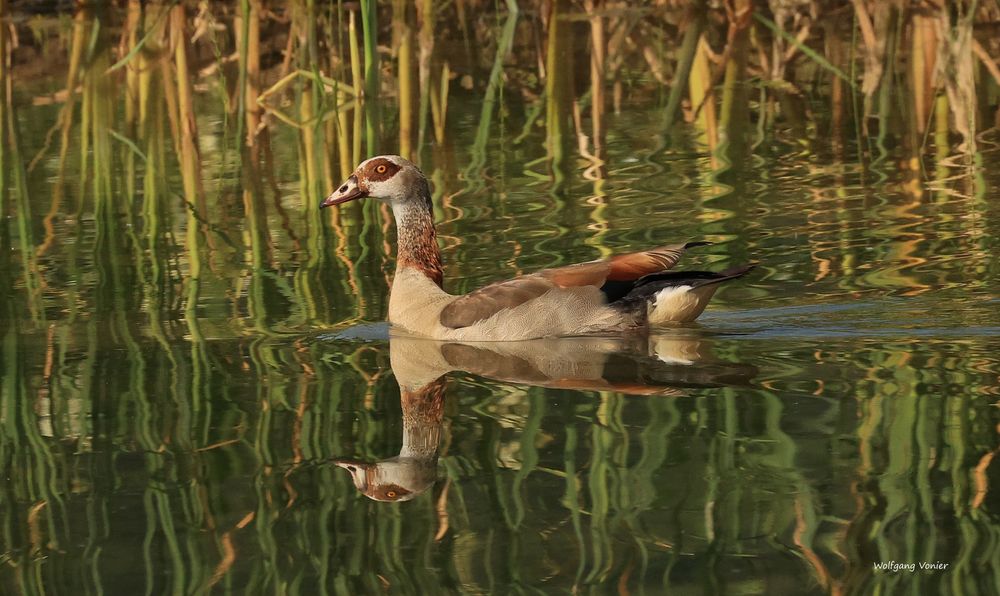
[376,165,387,174]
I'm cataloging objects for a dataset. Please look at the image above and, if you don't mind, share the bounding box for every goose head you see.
[320,155,430,209]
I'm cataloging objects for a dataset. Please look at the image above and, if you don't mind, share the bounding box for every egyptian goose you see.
[321,155,754,341]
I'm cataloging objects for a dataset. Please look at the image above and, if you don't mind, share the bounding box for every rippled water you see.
[3,11,1000,596]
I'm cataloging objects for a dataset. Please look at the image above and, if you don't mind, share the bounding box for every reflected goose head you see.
[334,455,438,503]
[320,155,430,209]
[334,378,447,503]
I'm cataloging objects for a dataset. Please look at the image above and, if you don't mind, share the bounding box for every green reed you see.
[543,0,571,173]
[1,11,42,326]
[661,8,703,137]
[360,0,379,154]
[464,0,517,184]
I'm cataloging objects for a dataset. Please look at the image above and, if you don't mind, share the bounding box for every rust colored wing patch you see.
[606,242,703,281]
[539,261,611,287]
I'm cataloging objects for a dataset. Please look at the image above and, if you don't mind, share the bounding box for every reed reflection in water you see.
[3,322,1000,593]
[1,0,1000,594]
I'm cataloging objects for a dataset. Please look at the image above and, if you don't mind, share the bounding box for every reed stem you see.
[361,0,379,154]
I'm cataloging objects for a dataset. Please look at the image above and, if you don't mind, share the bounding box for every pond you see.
[1,2,999,594]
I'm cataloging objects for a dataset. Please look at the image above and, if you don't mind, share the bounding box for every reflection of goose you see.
[389,334,757,396]
[335,377,445,502]
[321,156,754,340]
[335,334,755,501]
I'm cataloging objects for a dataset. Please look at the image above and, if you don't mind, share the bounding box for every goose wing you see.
[439,242,706,329]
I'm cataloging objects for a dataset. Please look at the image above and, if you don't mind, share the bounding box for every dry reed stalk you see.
[604,13,631,116]
[852,0,890,123]
[32,6,91,258]
[241,0,263,149]
[139,3,168,132]
[139,2,169,284]
[972,40,1000,86]
[171,5,202,198]
[123,0,142,135]
[169,3,207,284]
[118,0,144,210]
[911,12,937,135]
[689,35,718,154]
[160,57,182,160]
[934,2,978,156]
[27,7,87,173]
[767,0,814,80]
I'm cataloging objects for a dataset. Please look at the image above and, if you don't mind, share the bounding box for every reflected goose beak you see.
[320,175,367,208]
[333,458,369,489]
[333,458,365,471]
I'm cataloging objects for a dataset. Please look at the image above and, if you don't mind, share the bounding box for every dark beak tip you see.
[333,458,367,471]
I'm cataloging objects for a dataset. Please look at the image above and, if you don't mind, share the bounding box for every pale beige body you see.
[387,334,724,392]
[388,268,632,341]
[388,269,726,340]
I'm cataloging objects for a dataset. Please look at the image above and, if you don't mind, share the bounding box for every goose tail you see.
[613,264,756,325]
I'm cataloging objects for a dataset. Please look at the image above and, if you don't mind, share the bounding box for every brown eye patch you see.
[365,158,400,182]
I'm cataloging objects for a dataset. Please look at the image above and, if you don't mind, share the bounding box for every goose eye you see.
[386,490,397,498]
[376,165,387,174]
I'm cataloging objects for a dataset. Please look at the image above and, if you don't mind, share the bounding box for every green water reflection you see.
[2,2,1000,595]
